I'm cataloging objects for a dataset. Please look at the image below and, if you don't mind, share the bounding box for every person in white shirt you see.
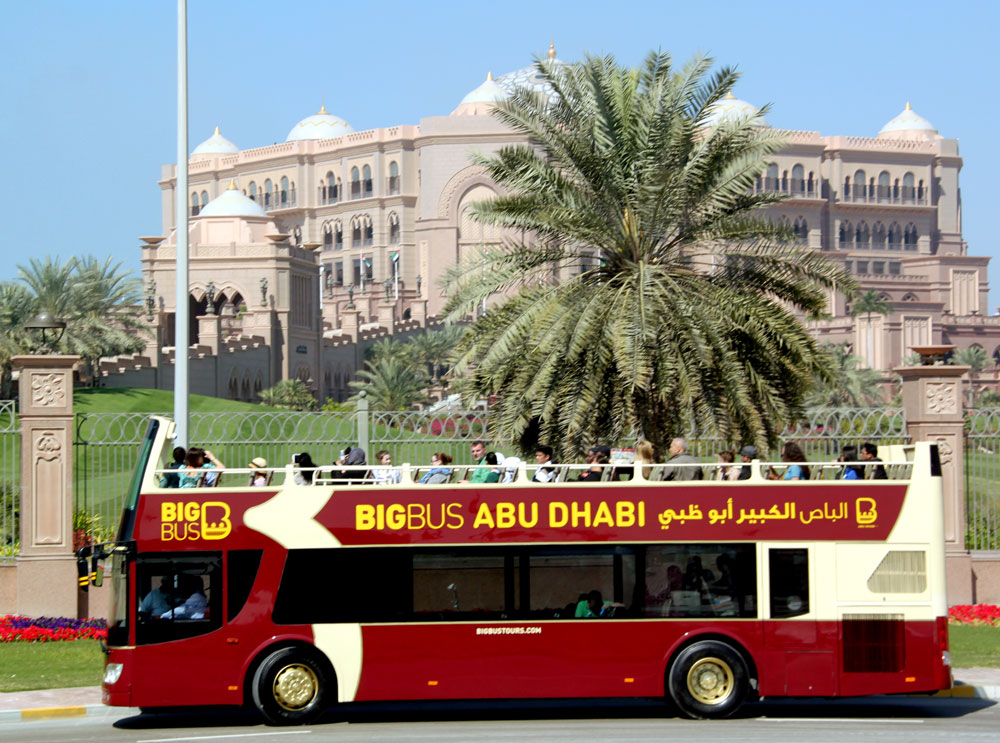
[532,446,556,483]
[371,449,401,484]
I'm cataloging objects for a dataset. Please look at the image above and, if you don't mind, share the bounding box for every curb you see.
[0,704,139,723]
[929,683,1000,700]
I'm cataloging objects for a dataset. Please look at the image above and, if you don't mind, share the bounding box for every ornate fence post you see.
[12,354,80,618]
[355,391,370,454]
[895,345,971,604]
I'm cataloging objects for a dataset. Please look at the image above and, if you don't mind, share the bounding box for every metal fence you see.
[0,400,19,563]
[964,408,1000,550]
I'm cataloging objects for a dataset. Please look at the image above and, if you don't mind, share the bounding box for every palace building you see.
[119,44,999,402]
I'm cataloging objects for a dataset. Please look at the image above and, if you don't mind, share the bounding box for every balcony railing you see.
[319,186,341,205]
[757,177,817,197]
[842,185,926,205]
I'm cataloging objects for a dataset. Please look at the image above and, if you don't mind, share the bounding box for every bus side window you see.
[769,548,809,618]
[228,550,263,621]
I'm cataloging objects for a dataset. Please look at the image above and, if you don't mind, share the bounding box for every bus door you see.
[763,546,837,695]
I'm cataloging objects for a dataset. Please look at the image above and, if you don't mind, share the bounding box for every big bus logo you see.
[160,502,232,541]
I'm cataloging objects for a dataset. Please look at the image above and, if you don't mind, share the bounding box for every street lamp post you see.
[24,312,66,354]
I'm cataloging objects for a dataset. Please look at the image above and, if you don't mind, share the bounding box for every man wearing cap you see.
[737,446,756,480]
[249,457,269,487]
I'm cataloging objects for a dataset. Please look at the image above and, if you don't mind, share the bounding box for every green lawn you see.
[0,640,104,692]
[949,623,1000,668]
[74,387,275,414]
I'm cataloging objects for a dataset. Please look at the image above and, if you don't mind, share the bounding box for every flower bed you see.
[949,604,1000,626]
[0,615,107,643]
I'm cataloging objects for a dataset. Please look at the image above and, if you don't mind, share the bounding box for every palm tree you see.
[849,290,891,369]
[0,281,37,397]
[258,379,317,410]
[16,256,147,384]
[348,357,430,410]
[805,344,886,407]
[442,51,851,458]
[951,345,988,407]
[407,325,466,383]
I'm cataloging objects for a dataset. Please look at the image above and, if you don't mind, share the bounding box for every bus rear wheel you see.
[667,640,748,719]
[251,647,329,725]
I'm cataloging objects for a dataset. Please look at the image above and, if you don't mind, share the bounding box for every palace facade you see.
[120,45,999,402]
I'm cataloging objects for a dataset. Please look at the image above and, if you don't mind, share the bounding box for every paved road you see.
[1,697,996,743]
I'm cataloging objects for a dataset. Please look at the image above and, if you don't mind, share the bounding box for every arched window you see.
[280,176,289,206]
[322,221,333,249]
[904,223,919,251]
[351,216,361,246]
[872,221,886,250]
[241,374,251,402]
[791,164,805,194]
[902,293,918,302]
[228,372,239,400]
[855,221,870,249]
[190,192,200,216]
[388,212,400,244]
[902,172,915,203]
[853,170,866,201]
[793,216,808,243]
[781,170,789,192]
[877,292,891,302]
[362,165,372,197]
[843,176,850,199]
[324,171,336,203]
[878,171,890,202]
[888,222,903,250]
[350,167,360,200]
[839,221,852,249]
[918,179,925,202]
[893,178,900,201]
[249,181,258,202]
[388,161,400,195]
[292,225,301,245]
[807,171,815,195]
[363,214,373,247]
[766,163,779,191]
[334,220,343,249]
[200,190,209,209]
[993,346,1000,366]
[264,179,273,208]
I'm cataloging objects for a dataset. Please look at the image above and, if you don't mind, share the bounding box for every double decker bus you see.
[87,416,951,724]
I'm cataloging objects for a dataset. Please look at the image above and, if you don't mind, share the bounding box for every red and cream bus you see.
[88,416,951,724]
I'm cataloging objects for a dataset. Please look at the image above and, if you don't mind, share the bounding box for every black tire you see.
[667,640,749,719]
[251,647,330,725]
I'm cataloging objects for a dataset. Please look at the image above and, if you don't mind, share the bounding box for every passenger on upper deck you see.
[768,442,810,481]
[292,452,318,485]
[482,452,502,483]
[635,440,655,480]
[532,446,556,482]
[715,450,740,481]
[331,447,367,483]
[861,442,888,480]
[737,445,756,480]
[462,441,492,484]
[178,448,224,488]
[371,450,402,484]
[576,447,607,482]
[839,445,865,480]
[159,447,186,488]
[660,438,703,481]
[420,453,453,484]
[248,457,269,487]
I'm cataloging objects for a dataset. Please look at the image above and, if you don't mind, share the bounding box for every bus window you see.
[135,553,222,645]
[413,553,508,619]
[769,548,809,618]
[227,550,263,621]
[527,550,635,618]
[646,544,756,618]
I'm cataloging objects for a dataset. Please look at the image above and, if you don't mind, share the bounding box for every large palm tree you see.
[805,344,887,407]
[849,290,891,369]
[443,51,852,458]
[0,281,37,397]
[951,345,988,407]
[349,357,430,410]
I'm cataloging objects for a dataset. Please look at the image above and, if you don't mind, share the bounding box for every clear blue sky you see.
[2,0,997,308]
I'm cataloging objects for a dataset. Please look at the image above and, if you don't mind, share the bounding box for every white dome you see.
[496,42,564,98]
[704,92,767,127]
[199,183,268,218]
[878,102,938,140]
[286,105,354,142]
[452,72,508,115]
[192,126,239,157]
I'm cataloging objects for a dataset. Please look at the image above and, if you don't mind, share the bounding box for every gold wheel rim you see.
[686,657,734,705]
[272,663,319,711]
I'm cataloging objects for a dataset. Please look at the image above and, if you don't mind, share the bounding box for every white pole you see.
[174,0,190,448]
[360,251,365,292]
[393,256,398,300]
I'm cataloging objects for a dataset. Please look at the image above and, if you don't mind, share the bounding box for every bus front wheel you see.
[667,640,748,719]
[251,647,329,725]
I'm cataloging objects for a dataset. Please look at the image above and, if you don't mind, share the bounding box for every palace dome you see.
[286,105,354,142]
[199,182,268,218]
[703,92,767,127]
[495,42,565,98]
[191,126,239,157]
[878,102,938,141]
[452,72,507,116]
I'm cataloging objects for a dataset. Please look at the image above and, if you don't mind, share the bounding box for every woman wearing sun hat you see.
[248,457,269,487]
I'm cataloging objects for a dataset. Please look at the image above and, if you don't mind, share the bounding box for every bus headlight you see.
[104,663,123,685]
[941,651,951,667]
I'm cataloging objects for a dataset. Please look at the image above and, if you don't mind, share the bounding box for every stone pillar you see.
[13,355,80,618]
[895,346,971,603]
[340,309,362,342]
[197,314,221,356]
[377,302,396,335]
[409,298,428,326]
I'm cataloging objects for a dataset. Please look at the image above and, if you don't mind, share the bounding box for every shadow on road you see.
[112,695,994,730]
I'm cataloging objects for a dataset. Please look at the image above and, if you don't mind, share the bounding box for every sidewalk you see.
[1,670,998,722]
